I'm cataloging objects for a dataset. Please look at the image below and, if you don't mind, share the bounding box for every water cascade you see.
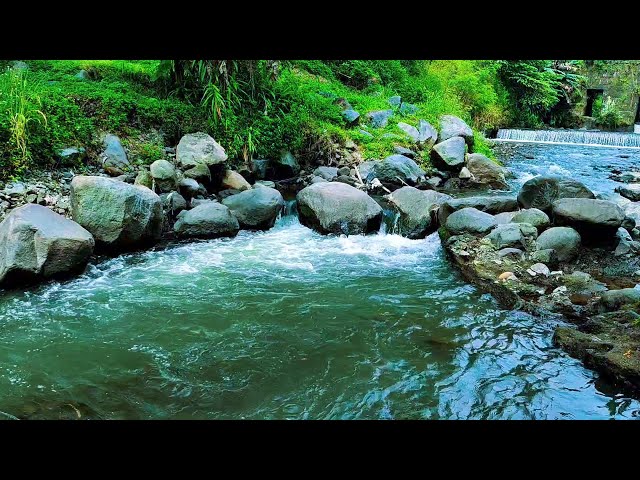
[496,128,640,148]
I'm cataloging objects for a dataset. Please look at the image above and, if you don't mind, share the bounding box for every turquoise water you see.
[2,141,640,419]
[1,211,638,419]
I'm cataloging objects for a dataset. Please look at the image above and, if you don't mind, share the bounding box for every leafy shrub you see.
[594,96,624,129]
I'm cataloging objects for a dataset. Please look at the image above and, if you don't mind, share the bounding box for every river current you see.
[1,141,640,419]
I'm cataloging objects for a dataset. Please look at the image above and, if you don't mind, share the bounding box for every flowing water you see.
[2,141,640,419]
[497,128,640,148]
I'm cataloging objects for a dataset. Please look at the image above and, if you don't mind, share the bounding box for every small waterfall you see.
[379,209,401,235]
[282,199,298,217]
[496,128,640,148]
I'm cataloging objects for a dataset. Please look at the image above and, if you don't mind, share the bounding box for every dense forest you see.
[0,60,598,181]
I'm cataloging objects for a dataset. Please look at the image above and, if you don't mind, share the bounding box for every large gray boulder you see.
[174,202,239,239]
[0,204,94,287]
[386,186,451,239]
[273,151,300,179]
[517,175,595,212]
[511,208,550,232]
[70,176,163,252]
[397,122,420,143]
[466,153,509,190]
[134,169,153,189]
[150,159,177,193]
[439,115,474,146]
[366,109,394,128]
[373,154,426,189]
[598,288,640,312]
[431,137,466,171]
[221,170,252,191]
[438,196,518,225]
[101,134,129,176]
[222,187,284,230]
[552,198,624,242]
[297,182,382,235]
[418,120,438,145]
[313,166,339,181]
[536,226,581,262]
[445,207,497,235]
[486,222,538,249]
[176,132,227,168]
[615,184,640,202]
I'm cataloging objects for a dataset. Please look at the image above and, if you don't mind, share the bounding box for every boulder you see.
[511,208,550,231]
[531,248,558,266]
[615,183,640,202]
[272,151,300,179]
[614,227,640,256]
[486,222,538,249]
[386,186,451,239]
[397,122,420,143]
[611,171,640,183]
[373,154,426,189]
[218,189,240,199]
[221,170,252,192]
[0,204,94,287]
[311,176,328,184]
[536,227,581,262]
[251,159,270,180]
[431,137,466,171]
[465,154,508,189]
[174,202,239,239]
[222,187,284,230]
[418,120,438,145]
[296,182,382,235]
[459,167,472,179]
[176,132,227,168]
[393,146,416,159]
[254,180,276,189]
[388,96,402,107]
[313,166,339,181]
[357,161,377,183]
[134,170,153,189]
[494,211,518,224]
[182,162,211,183]
[366,109,393,128]
[101,134,129,176]
[623,202,640,227]
[161,191,187,214]
[517,175,595,212]
[439,115,473,146]
[150,159,177,193]
[70,176,163,252]
[445,207,497,235]
[399,102,418,115]
[438,196,518,225]
[552,198,624,242]
[598,288,640,312]
[342,109,360,126]
[178,177,202,199]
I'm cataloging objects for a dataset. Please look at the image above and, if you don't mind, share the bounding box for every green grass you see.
[0,59,508,181]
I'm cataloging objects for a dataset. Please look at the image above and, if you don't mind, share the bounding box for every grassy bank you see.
[0,59,558,182]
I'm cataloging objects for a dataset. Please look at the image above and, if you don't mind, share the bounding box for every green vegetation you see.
[0,59,590,182]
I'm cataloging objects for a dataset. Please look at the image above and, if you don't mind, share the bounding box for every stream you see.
[1,141,640,419]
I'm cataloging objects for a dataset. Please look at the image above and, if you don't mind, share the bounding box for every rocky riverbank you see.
[437,174,640,396]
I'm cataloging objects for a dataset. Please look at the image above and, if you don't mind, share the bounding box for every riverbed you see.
[1,141,640,419]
